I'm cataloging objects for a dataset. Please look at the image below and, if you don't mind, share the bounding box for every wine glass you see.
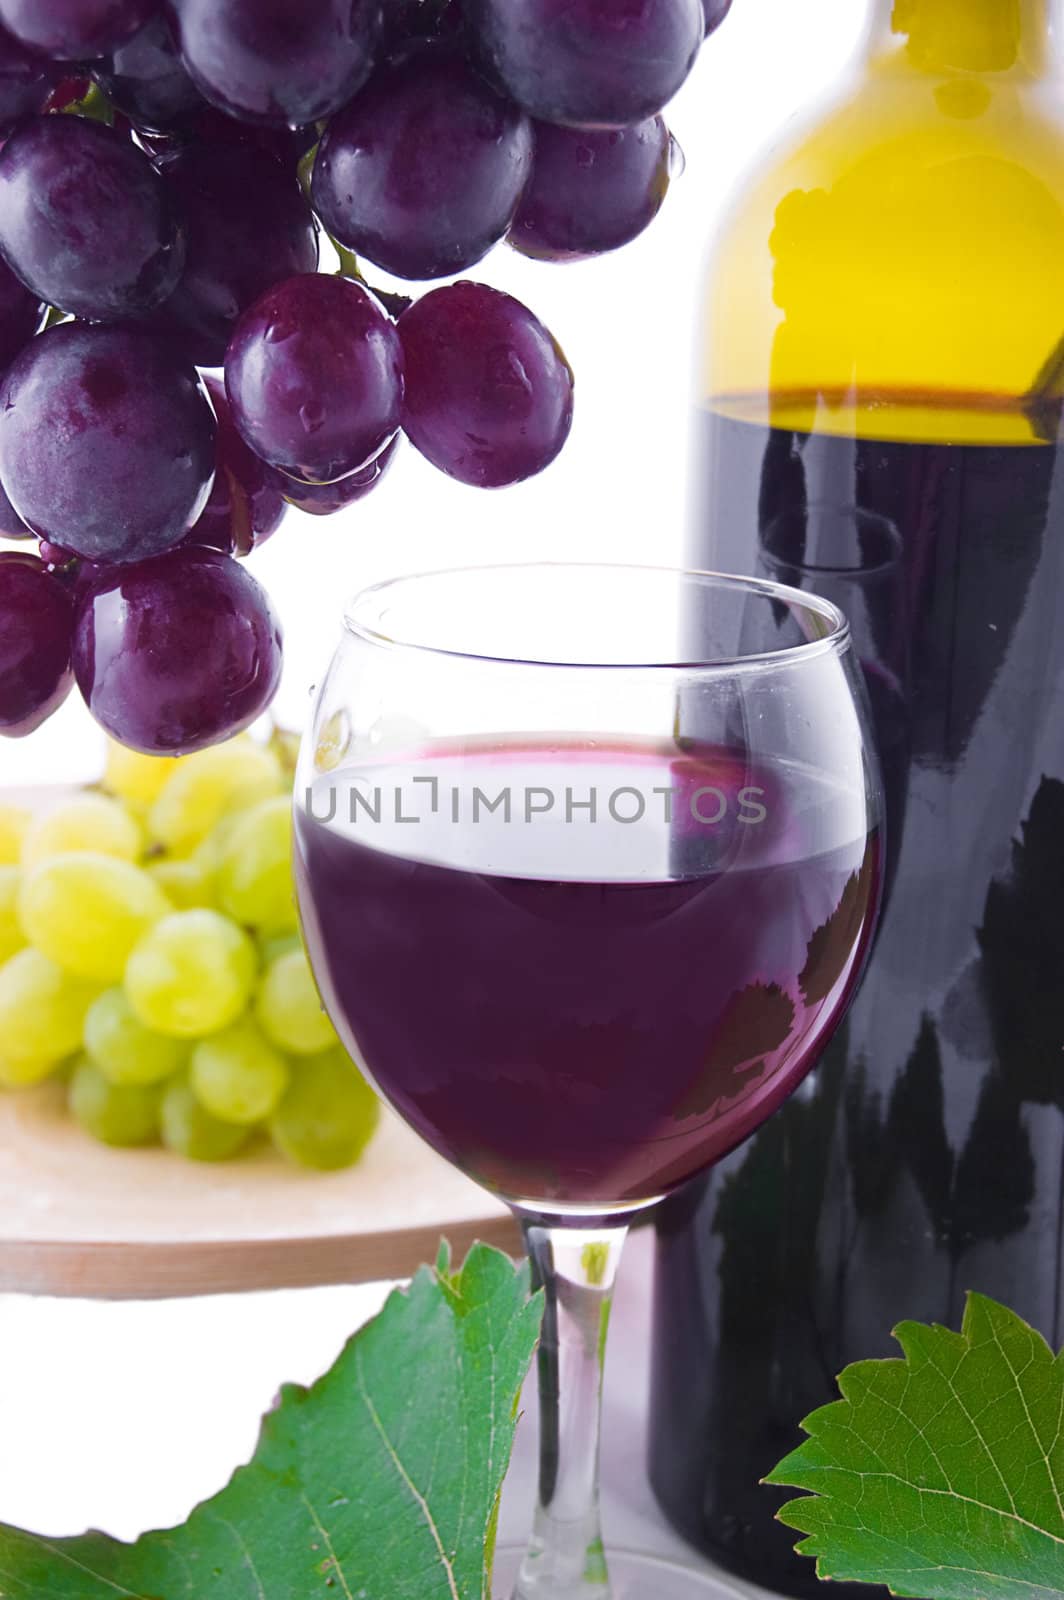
[293,563,882,1600]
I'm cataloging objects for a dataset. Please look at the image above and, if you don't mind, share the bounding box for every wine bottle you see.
[649,2,1064,1594]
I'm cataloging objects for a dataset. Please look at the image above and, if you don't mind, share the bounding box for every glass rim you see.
[343,561,852,673]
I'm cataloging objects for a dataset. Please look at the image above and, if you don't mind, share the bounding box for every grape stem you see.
[61,82,116,127]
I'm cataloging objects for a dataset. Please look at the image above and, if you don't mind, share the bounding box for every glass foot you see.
[492,1545,753,1599]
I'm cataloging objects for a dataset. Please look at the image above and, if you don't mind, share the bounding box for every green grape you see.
[104,741,182,811]
[255,948,337,1056]
[190,828,224,880]
[124,909,257,1038]
[0,804,29,866]
[258,931,302,965]
[0,948,99,1067]
[68,1057,161,1147]
[270,1048,380,1171]
[216,796,297,935]
[0,865,25,963]
[83,988,188,1087]
[0,1052,61,1089]
[190,1016,289,1125]
[21,795,142,869]
[147,858,216,911]
[148,739,283,857]
[18,854,172,983]
[269,726,300,779]
[160,1076,253,1162]
[207,810,245,855]
[191,809,259,893]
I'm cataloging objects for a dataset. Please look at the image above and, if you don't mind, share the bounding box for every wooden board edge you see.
[0,1212,523,1300]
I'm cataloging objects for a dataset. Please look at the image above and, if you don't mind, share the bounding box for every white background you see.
[0,0,864,1570]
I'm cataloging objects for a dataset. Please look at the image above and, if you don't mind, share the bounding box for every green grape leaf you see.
[766,1293,1064,1598]
[0,1242,542,1600]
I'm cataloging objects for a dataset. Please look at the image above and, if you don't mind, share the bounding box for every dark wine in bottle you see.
[650,393,1064,1595]
[649,0,1064,1583]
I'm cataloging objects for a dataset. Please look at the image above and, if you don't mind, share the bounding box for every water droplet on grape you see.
[576,143,596,169]
[668,133,686,178]
[300,400,325,434]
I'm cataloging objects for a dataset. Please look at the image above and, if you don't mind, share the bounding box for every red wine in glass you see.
[295,737,878,1210]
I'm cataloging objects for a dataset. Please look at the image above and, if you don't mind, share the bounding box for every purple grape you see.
[187,108,318,168]
[0,551,74,737]
[172,0,382,128]
[0,115,184,321]
[470,0,703,128]
[0,0,157,61]
[73,545,283,755]
[0,253,41,370]
[382,0,466,54]
[92,14,204,131]
[702,0,732,34]
[511,117,672,262]
[281,436,398,516]
[185,376,286,556]
[400,282,573,488]
[225,275,403,485]
[136,109,316,177]
[156,143,319,368]
[0,322,216,562]
[312,49,532,282]
[0,25,53,131]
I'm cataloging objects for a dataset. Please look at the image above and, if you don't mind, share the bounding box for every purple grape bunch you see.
[0,0,735,756]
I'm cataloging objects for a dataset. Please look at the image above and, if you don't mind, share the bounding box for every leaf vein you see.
[864,1563,1062,1595]
[19,1540,144,1599]
[299,1493,355,1600]
[985,1318,1064,1528]
[201,1510,267,1600]
[354,1345,461,1600]
[919,1346,1018,1515]
[807,1464,1064,1547]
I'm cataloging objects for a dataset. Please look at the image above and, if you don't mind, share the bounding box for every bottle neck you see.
[865,0,1059,74]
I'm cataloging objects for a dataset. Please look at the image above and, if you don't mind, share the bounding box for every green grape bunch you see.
[0,733,379,1171]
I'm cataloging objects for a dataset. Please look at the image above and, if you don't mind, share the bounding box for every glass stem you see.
[512,1219,628,1600]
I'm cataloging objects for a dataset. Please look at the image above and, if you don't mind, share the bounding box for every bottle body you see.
[650,4,1064,1592]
